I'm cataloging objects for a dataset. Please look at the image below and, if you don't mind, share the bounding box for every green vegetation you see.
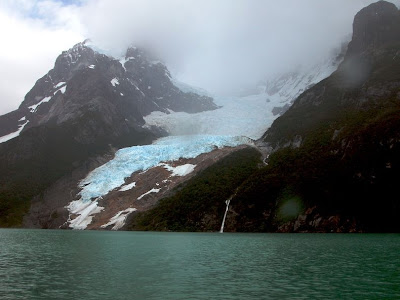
[0,112,154,227]
[129,148,261,232]
[130,79,400,233]
[230,49,400,232]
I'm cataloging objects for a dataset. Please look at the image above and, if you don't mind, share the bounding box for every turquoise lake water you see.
[0,229,399,299]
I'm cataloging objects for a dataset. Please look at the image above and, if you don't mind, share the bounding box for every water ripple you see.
[0,230,399,299]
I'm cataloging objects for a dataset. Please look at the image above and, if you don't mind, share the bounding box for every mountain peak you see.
[347,1,400,56]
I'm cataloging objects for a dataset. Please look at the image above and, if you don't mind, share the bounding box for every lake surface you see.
[0,230,399,299]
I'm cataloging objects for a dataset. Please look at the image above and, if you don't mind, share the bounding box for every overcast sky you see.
[0,0,399,115]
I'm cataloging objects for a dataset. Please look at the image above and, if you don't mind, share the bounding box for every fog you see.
[1,0,399,114]
[81,0,399,94]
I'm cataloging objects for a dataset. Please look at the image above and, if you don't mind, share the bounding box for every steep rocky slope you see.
[233,0,400,232]
[0,41,217,226]
[128,1,400,233]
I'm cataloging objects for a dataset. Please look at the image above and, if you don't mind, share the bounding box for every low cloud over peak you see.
[1,0,399,114]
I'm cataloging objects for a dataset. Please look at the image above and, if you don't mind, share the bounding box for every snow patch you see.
[119,56,135,71]
[161,163,196,177]
[111,78,119,87]
[88,65,95,69]
[29,83,68,113]
[119,57,127,71]
[18,116,26,121]
[55,85,66,94]
[0,120,29,144]
[138,188,160,200]
[119,182,136,192]
[67,199,104,230]
[54,82,66,88]
[28,96,52,112]
[100,208,137,230]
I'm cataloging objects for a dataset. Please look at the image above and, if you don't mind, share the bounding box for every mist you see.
[1,0,400,114]
[81,0,399,94]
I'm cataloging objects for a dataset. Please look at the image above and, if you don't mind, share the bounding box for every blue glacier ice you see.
[78,135,253,203]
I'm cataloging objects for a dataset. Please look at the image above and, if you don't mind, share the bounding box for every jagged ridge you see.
[0,41,218,227]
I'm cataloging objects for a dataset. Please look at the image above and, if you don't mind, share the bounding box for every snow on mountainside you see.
[0,40,217,143]
[66,135,251,229]
[63,50,344,230]
[0,40,218,229]
[4,40,344,230]
[144,51,344,140]
[145,94,275,139]
[262,54,343,110]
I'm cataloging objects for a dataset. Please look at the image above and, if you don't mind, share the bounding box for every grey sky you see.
[0,0,399,115]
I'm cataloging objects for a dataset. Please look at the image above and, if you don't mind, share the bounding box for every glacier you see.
[144,94,275,139]
[67,135,253,229]
[78,135,252,204]
[145,54,341,140]
[67,53,342,229]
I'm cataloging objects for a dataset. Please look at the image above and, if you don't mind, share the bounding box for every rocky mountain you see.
[128,1,400,233]
[2,35,336,229]
[0,41,217,226]
[263,0,400,150]
[235,0,400,232]
[3,1,396,233]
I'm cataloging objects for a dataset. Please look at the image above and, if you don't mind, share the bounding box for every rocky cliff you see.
[238,0,400,232]
[0,41,217,227]
[128,1,400,233]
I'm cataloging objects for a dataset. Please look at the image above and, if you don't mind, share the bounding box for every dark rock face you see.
[0,41,218,227]
[347,1,400,57]
[263,1,400,151]
[271,104,290,116]
[229,1,400,232]
[8,41,217,134]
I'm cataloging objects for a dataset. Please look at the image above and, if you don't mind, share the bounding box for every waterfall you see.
[219,199,231,233]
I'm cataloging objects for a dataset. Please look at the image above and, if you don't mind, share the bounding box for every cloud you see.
[0,0,83,114]
[1,0,399,115]
[79,0,400,94]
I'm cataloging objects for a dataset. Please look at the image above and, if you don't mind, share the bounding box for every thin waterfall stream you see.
[219,198,231,233]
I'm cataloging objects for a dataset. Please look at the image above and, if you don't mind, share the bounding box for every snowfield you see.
[144,94,275,140]
[144,54,340,140]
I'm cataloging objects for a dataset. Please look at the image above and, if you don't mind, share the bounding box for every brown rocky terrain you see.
[23,145,251,230]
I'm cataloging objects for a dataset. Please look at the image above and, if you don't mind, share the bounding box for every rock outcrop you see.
[227,1,400,232]
[0,41,217,227]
